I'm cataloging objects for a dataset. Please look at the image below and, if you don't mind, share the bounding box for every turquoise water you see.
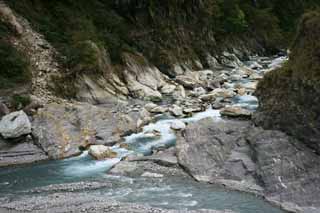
[0,153,284,213]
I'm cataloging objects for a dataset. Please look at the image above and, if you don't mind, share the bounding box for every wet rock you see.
[0,111,31,139]
[170,120,186,131]
[220,106,252,118]
[88,145,118,160]
[183,107,202,114]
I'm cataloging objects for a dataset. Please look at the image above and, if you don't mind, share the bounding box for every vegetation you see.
[0,20,31,90]
[255,10,320,153]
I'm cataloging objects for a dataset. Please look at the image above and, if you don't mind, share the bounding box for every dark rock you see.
[0,103,9,118]
[176,118,320,210]
[0,138,48,167]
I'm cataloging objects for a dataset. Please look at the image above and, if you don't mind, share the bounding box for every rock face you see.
[0,111,31,139]
[255,11,320,154]
[32,103,137,159]
[176,118,320,210]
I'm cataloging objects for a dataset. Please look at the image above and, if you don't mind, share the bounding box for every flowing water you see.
[0,56,288,212]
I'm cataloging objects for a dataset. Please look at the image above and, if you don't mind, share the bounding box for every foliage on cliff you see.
[5,0,318,74]
[255,10,320,153]
[0,20,31,90]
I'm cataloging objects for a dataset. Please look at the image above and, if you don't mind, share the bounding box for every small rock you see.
[220,106,252,118]
[237,88,247,96]
[150,106,167,114]
[88,145,118,160]
[170,120,186,131]
[0,111,31,139]
[199,93,216,102]
[249,73,263,80]
[183,107,202,114]
[191,87,206,97]
[144,103,158,112]
[249,61,263,70]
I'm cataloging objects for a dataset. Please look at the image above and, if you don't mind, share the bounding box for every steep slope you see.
[255,10,320,153]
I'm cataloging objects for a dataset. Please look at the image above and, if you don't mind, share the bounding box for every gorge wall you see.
[1,0,318,105]
[255,10,320,154]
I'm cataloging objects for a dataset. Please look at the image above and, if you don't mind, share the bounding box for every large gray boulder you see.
[32,103,137,159]
[176,117,320,211]
[0,111,31,139]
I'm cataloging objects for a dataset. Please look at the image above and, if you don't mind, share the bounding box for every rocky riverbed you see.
[2,54,318,213]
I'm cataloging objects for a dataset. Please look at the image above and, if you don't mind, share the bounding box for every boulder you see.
[169,105,183,117]
[144,103,158,112]
[210,88,236,99]
[160,84,176,94]
[88,145,118,160]
[175,75,198,89]
[220,106,252,118]
[170,120,186,131]
[0,111,31,139]
[32,103,137,159]
[199,93,216,102]
[198,70,214,81]
[150,106,167,114]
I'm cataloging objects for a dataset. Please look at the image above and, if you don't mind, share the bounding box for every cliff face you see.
[0,0,319,104]
[255,11,320,153]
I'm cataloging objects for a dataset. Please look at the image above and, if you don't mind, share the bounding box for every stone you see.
[210,88,236,99]
[150,106,167,114]
[220,52,243,68]
[0,111,31,139]
[237,88,247,96]
[220,106,252,118]
[170,120,186,131]
[191,87,206,97]
[169,105,183,117]
[144,103,158,112]
[199,93,216,102]
[249,61,263,70]
[88,145,118,160]
[198,70,214,81]
[176,75,198,89]
[183,107,202,114]
[160,84,176,94]
[144,130,161,139]
[141,172,164,178]
[249,73,263,80]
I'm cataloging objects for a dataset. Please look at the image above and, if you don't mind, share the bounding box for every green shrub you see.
[10,94,31,110]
